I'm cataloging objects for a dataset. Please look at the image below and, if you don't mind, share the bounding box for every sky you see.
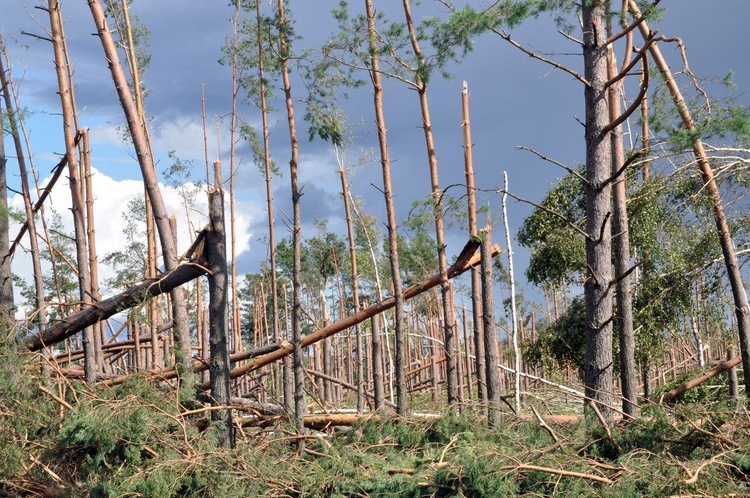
[2,0,750,313]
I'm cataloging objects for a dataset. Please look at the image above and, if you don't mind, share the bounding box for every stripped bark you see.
[480,229,502,427]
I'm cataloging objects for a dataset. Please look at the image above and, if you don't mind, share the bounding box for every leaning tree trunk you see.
[340,168,365,412]
[88,0,192,374]
[0,89,14,327]
[629,0,750,398]
[207,161,234,448]
[366,0,408,416]
[49,0,97,384]
[582,0,614,420]
[401,0,459,408]
[606,18,637,418]
[276,0,306,433]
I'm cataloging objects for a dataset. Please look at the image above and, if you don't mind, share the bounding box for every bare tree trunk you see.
[630,0,750,398]
[229,0,241,358]
[88,0,192,374]
[401,0,458,408]
[582,0,614,420]
[501,173,521,415]
[0,83,13,327]
[206,161,233,448]
[276,0,306,433]
[462,82,486,406]
[366,0,408,416]
[606,19,637,418]
[49,0,96,384]
[339,168,365,412]
[480,228,501,427]
[371,314,385,410]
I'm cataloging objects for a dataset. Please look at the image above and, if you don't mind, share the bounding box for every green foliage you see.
[525,296,586,375]
[517,169,586,287]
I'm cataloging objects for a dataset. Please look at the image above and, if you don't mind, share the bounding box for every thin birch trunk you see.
[502,173,521,415]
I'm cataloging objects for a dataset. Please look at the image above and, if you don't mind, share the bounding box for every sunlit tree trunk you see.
[88,0,192,374]
[366,0,408,416]
[276,0,306,432]
[49,0,96,383]
[630,0,750,398]
[582,0,614,420]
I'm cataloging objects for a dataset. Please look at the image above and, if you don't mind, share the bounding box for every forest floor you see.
[1,356,749,497]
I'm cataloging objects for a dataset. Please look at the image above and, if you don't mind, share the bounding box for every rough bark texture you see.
[88,0,192,373]
[49,0,96,383]
[629,0,750,398]
[0,94,13,323]
[480,230,502,428]
[583,1,614,420]
[371,313,385,410]
[366,0,408,416]
[207,163,234,448]
[606,41,637,418]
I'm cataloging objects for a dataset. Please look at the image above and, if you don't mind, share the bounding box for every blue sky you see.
[2,0,750,311]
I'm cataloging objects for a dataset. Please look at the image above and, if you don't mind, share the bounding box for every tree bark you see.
[207,161,234,448]
[606,23,637,418]
[0,79,13,328]
[49,1,96,383]
[366,0,408,416]
[340,168,365,412]
[462,81,486,406]
[22,230,208,351]
[629,0,750,398]
[480,229,502,427]
[371,313,385,410]
[401,0,458,408]
[87,0,192,374]
[582,0,614,420]
[276,0,306,433]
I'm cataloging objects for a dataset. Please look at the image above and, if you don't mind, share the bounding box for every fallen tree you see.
[102,238,501,387]
[22,228,209,352]
[658,356,742,404]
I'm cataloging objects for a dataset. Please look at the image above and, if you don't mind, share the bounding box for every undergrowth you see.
[1,353,749,497]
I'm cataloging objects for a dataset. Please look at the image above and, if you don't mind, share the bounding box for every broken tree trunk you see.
[101,238,501,388]
[22,229,208,352]
[659,356,742,404]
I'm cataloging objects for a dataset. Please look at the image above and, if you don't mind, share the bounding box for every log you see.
[102,238,501,388]
[21,229,208,352]
[658,356,743,404]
